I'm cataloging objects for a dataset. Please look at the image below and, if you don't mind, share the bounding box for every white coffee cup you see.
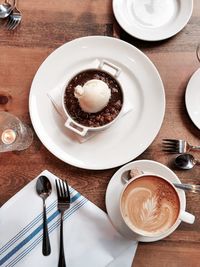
[120,174,195,238]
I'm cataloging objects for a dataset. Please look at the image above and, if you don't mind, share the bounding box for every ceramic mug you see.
[61,59,124,136]
[119,174,195,239]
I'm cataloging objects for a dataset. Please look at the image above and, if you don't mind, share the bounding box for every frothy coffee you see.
[121,176,180,236]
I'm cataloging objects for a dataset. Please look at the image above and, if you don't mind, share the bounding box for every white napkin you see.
[47,59,133,143]
[0,170,138,267]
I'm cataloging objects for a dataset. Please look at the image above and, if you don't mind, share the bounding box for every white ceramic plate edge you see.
[29,36,165,170]
[185,68,200,129]
[112,0,193,41]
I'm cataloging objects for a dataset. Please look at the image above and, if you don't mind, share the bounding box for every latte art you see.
[121,176,180,236]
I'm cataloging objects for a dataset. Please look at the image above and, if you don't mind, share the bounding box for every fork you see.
[162,139,200,153]
[55,179,71,267]
[6,0,22,30]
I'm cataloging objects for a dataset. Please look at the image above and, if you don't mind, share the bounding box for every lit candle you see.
[1,129,17,144]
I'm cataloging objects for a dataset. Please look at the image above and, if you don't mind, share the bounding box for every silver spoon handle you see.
[174,183,200,193]
[190,145,200,150]
[42,200,51,256]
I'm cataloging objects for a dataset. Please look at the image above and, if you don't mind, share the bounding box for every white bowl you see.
[61,59,124,136]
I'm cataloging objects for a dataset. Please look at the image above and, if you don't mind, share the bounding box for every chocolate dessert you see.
[64,69,123,127]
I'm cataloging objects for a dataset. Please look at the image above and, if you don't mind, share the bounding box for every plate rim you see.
[185,68,200,129]
[113,0,193,41]
[29,36,165,170]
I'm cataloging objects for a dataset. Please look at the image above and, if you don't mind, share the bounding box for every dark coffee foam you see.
[121,176,180,235]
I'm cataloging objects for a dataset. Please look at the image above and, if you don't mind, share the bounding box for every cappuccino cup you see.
[120,174,195,238]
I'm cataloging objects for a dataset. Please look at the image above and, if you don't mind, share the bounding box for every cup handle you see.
[64,118,88,137]
[180,210,195,224]
[99,59,121,78]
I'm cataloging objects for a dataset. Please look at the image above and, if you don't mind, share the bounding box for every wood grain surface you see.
[0,0,200,266]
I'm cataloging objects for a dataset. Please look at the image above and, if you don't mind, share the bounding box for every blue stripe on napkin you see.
[7,199,88,267]
[0,191,87,267]
[0,188,75,255]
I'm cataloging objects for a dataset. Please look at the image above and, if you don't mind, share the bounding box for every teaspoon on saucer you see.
[36,175,52,256]
[173,183,200,193]
[121,168,200,193]
[121,168,143,184]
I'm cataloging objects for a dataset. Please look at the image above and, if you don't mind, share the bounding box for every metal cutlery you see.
[0,0,13,18]
[121,168,143,184]
[121,168,200,194]
[162,138,200,153]
[55,179,71,267]
[174,153,199,170]
[6,0,22,30]
[36,176,52,256]
[174,183,200,193]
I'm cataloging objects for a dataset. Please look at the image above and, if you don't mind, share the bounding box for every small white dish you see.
[105,159,186,242]
[61,59,124,137]
[29,36,165,170]
[113,0,193,41]
[185,68,200,129]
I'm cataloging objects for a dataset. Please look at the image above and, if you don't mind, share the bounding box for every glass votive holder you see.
[0,111,33,152]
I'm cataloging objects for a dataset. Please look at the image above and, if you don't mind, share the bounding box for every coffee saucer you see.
[105,160,186,242]
[185,68,200,130]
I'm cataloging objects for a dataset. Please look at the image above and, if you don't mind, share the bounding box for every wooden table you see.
[0,0,200,266]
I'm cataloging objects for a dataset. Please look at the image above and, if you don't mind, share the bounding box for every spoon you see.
[36,175,52,256]
[121,168,200,193]
[174,153,199,170]
[0,1,13,18]
[173,183,200,193]
[121,168,143,184]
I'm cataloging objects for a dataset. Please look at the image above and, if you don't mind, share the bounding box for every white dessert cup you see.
[61,59,124,137]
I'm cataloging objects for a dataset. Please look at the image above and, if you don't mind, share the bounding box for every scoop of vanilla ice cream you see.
[74,79,111,113]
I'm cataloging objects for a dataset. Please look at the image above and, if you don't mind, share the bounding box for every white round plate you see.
[105,160,186,242]
[113,0,193,41]
[29,36,165,170]
[185,68,200,129]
